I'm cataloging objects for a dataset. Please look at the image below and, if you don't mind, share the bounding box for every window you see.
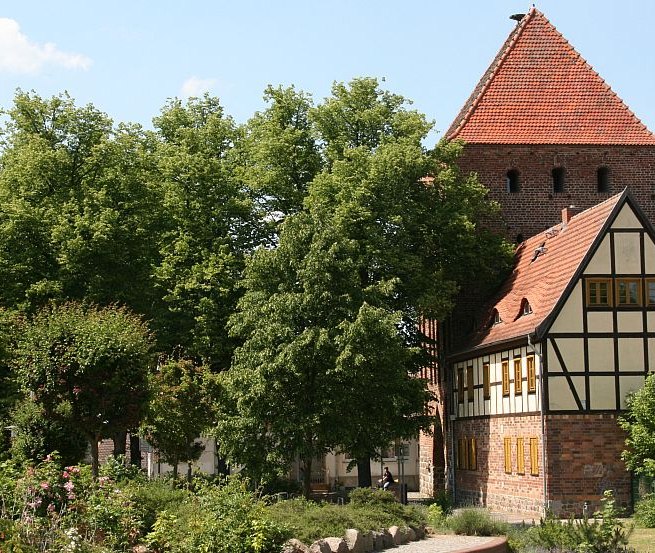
[467,366,474,402]
[458,437,477,470]
[514,358,522,394]
[492,309,502,326]
[552,167,565,193]
[647,279,655,306]
[586,278,612,307]
[597,166,610,193]
[517,437,525,474]
[530,438,539,476]
[502,360,510,396]
[506,169,520,193]
[616,278,641,306]
[457,367,464,404]
[521,299,532,316]
[504,437,512,473]
[483,363,490,400]
[527,355,536,393]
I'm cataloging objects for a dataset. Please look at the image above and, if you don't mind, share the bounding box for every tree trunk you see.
[356,457,372,488]
[90,435,100,479]
[112,430,127,458]
[187,462,192,482]
[302,458,312,499]
[172,462,178,480]
[129,434,141,467]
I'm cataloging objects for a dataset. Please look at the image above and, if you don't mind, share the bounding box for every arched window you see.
[520,299,532,316]
[597,166,610,193]
[492,309,502,326]
[552,167,565,193]
[506,169,520,193]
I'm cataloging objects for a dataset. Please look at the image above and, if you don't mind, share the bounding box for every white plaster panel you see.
[648,313,655,333]
[587,312,613,333]
[618,338,646,372]
[612,204,642,229]
[548,376,583,410]
[645,238,655,273]
[587,338,614,372]
[584,235,611,274]
[649,338,655,371]
[617,311,644,332]
[549,282,583,333]
[620,375,647,409]
[613,232,641,274]
[552,337,584,372]
[590,376,617,410]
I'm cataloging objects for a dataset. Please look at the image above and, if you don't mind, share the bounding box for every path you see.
[396,535,505,553]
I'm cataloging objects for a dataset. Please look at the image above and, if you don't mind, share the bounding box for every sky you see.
[1,1,654,145]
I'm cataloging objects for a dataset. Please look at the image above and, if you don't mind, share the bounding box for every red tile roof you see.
[446,9,655,145]
[457,191,625,355]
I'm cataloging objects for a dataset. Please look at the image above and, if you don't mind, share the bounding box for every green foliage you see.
[122,479,190,534]
[445,508,510,537]
[99,455,146,482]
[621,374,655,477]
[13,302,153,475]
[267,495,426,545]
[10,398,87,467]
[348,487,397,506]
[140,357,213,479]
[145,477,290,553]
[634,494,655,528]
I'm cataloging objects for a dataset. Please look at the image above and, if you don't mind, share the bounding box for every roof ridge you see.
[447,9,536,140]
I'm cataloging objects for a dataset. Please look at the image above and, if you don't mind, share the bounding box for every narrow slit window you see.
[552,167,565,193]
[597,166,610,193]
[457,367,464,404]
[506,169,520,193]
[483,363,490,400]
[466,366,474,402]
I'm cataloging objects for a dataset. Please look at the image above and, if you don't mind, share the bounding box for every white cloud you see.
[0,18,92,74]
[180,76,217,98]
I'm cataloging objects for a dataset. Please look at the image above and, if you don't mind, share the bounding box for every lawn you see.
[630,527,655,553]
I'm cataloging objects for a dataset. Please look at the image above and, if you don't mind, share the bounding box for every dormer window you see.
[492,309,502,326]
[520,299,532,316]
[552,167,566,193]
[506,169,520,193]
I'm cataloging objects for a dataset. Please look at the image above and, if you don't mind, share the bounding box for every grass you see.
[629,527,655,552]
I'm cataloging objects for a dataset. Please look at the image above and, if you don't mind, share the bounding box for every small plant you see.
[634,493,655,528]
[348,487,396,506]
[446,508,510,536]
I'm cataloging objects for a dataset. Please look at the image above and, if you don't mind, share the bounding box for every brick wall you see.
[457,144,655,240]
[454,414,545,516]
[419,381,448,497]
[545,413,631,516]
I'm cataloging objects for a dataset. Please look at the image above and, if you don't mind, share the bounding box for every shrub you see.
[348,487,396,506]
[426,504,448,530]
[446,508,510,536]
[634,494,655,528]
[124,479,190,534]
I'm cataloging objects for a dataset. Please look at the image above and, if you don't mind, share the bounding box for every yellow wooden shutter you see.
[527,355,536,392]
[514,358,522,394]
[502,361,510,396]
[483,363,490,399]
[530,437,539,475]
[467,366,474,401]
[469,437,477,470]
[516,437,525,474]
[458,368,464,403]
[504,437,512,473]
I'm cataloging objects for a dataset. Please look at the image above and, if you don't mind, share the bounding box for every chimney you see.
[561,205,580,224]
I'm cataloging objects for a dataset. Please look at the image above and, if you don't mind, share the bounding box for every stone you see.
[309,540,332,553]
[344,529,363,553]
[406,527,416,542]
[381,529,393,549]
[411,525,425,540]
[388,526,402,546]
[370,531,385,551]
[324,537,349,553]
[283,539,310,553]
[361,532,374,552]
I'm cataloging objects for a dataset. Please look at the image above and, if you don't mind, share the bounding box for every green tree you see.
[220,78,512,495]
[153,95,261,367]
[0,91,164,317]
[620,374,655,477]
[13,302,153,476]
[141,357,212,480]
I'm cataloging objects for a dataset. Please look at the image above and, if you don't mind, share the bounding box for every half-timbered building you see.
[449,190,655,515]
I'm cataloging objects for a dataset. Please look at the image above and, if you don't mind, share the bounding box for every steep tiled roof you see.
[446,9,655,145]
[456,191,626,355]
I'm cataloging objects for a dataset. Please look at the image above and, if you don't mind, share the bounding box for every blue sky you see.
[2,1,653,145]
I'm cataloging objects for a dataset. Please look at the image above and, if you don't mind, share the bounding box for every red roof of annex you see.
[446,8,655,145]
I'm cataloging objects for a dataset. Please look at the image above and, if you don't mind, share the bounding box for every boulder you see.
[381,529,394,549]
[370,531,385,551]
[410,526,425,540]
[344,529,363,553]
[388,526,402,546]
[361,532,374,552]
[406,527,416,542]
[309,540,332,553]
[324,537,349,553]
[283,539,310,553]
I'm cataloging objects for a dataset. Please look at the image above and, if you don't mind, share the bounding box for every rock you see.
[309,540,332,553]
[283,539,310,553]
[397,527,410,545]
[324,537,349,553]
[406,527,416,542]
[344,529,363,553]
[381,529,394,549]
[361,532,374,552]
[388,526,402,546]
[411,525,425,540]
[371,531,385,551]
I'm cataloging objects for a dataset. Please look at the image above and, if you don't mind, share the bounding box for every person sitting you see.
[381,467,394,491]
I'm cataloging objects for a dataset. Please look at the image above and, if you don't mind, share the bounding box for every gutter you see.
[527,331,548,516]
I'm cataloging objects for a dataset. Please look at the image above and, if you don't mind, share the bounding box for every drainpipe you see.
[528,332,548,516]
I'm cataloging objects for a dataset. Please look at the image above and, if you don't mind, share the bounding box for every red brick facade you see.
[457,144,655,241]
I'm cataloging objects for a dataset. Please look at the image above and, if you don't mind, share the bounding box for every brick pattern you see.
[454,414,545,516]
[457,144,655,241]
[419,381,448,497]
[545,413,631,516]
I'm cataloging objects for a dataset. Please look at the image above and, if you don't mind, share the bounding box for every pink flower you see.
[40,482,49,490]
[63,481,74,492]
[67,492,76,500]
[47,503,55,513]
[62,471,70,479]
[98,476,110,486]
